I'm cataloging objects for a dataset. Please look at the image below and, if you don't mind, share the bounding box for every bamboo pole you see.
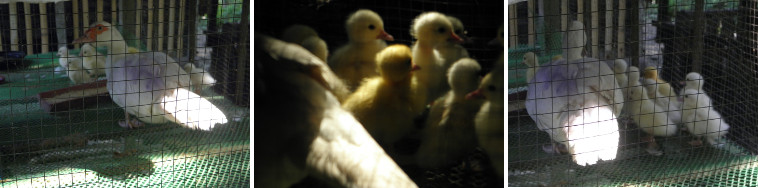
[136,0,141,45]
[24,3,32,53]
[177,0,186,59]
[605,0,613,57]
[97,0,103,21]
[508,4,516,47]
[73,0,79,48]
[111,0,117,23]
[591,0,598,57]
[168,0,175,51]
[147,0,153,50]
[618,0,626,58]
[157,0,164,51]
[527,0,535,45]
[55,1,66,48]
[692,0,704,72]
[9,2,18,51]
[561,0,567,31]
[40,3,49,53]
[578,0,583,23]
[83,0,89,30]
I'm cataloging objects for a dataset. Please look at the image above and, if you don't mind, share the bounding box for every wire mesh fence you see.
[0,0,250,187]
[509,0,758,186]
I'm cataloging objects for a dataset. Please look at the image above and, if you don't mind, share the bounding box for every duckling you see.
[183,63,217,93]
[626,67,678,155]
[643,66,676,99]
[79,43,107,78]
[342,44,423,156]
[681,89,730,148]
[57,46,92,84]
[282,24,329,62]
[438,16,470,70]
[467,63,504,176]
[416,58,483,168]
[411,11,464,105]
[329,9,394,91]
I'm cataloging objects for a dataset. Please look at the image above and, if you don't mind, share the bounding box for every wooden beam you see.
[38,80,110,113]
[168,0,175,51]
[527,0,535,45]
[508,4,516,47]
[55,1,66,48]
[618,0,625,58]
[24,3,32,53]
[96,0,103,21]
[73,0,79,48]
[40,3,49,53]
[591,0,598,57]
[147,0,153,50]
[157,0,164,51]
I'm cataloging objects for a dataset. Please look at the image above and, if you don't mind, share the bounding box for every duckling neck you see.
[414,40,436,53]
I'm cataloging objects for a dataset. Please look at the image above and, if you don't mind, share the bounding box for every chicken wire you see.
[255,0,503,187]
[509,0,758,186]
[0,0,249,187]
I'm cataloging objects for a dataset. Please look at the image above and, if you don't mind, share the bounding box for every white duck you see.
[79,43,107,78]
[681,89,730,147]
[411,11,464,105]
[57,46,93,84]
[415,58,482,168]
[328,9,394,91]
[72,21,226,130]
[255,34,417,188]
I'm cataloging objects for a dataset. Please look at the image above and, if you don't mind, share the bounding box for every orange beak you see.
[377,30,394,41]
[72,28,96,44]
[448,32,464,43]
[411,64,421,71]
[465,89,485,100]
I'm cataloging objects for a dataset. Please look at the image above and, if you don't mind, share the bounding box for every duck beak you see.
[465,89,485,100]
[72,29,96,44]
[377,30,394,41]
[449,32,464,43]
[411,64,421,71]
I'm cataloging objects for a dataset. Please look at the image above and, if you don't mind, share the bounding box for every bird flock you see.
[55,21,227,131]
[524,20,731,166]
[256,9,503,187]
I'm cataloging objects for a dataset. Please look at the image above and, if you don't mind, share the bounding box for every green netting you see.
[508,115,755,187]
[0,52,250,187]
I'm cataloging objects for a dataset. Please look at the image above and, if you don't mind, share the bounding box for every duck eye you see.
[98,26,103,30]
[437,27,445,33]
[368,25,375,30]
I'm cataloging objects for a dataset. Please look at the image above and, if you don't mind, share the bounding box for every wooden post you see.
[24,3,32,53]
[97,0,103,21]
[618,0,626,58]
[73,0,80,48]
[55,2,66,48]
[527,0,535,45]
[508,4,516,47]
[186,0,196,63]
[605,0,613,57]
[177,0,186,59]
[147,0,153,50]
[692,0,704,73]
[40,3,49,53]
[591,0,598,57]
[168,0,175,51]
[158,0,164,51]
[136,0,141,45]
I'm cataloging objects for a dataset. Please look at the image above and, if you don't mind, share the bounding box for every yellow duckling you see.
[342,44,423,155]
[643,66,676,99]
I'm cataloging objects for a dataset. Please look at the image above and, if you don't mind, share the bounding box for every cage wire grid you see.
[0,0,250,187]
[508,0,758,186]
[254,0,503,187]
